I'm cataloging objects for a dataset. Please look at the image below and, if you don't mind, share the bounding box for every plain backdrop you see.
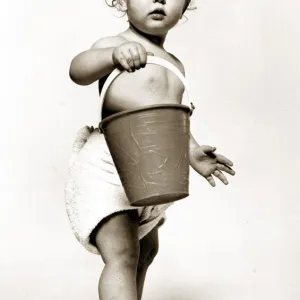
[1,0,300,299]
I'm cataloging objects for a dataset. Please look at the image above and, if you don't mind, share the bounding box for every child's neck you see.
[127,22,167,48]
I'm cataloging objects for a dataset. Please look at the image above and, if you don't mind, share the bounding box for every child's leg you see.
[137,226,159,300]
[93,210,140,300]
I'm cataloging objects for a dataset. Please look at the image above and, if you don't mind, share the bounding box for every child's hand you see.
[112,42,153,72]
[189,145,235,187]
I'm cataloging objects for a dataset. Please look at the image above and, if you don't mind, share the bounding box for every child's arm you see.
[171,57,235,185]
[69,37,150,86]
[69,36,125,85]
[190,132,200,150]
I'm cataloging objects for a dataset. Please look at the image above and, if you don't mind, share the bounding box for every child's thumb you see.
[202,145,216,154]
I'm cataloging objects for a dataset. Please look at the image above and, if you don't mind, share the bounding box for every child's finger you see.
[216,163,235,176]
[213,170,228,185]
[117,53,132,72]
[138,46,147,67]
[129,47,141,70]
[124,50,135,71]
[206,175,216,187]
[216,154,233,166]
[201,145,217,154]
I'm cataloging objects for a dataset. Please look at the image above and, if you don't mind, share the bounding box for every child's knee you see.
[138,229,159,267]
[146,247,159,265]
[138,247,158,271]
[110,243,140,268]
[96,235,140,269]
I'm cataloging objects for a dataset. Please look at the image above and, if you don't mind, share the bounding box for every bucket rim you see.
[99,103,190,131]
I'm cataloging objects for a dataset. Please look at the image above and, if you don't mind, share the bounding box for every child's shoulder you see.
[91,35,127,49]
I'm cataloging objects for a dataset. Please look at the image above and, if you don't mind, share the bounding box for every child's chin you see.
[142,23,172,34]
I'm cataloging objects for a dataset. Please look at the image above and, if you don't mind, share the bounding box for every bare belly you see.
[100,65,185,119]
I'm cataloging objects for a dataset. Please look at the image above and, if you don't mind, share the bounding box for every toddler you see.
[65,1,235,299]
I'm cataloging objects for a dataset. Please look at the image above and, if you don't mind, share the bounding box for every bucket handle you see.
[98,55,195,122]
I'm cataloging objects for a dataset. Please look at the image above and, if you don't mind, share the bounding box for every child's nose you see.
[153,0,166,4]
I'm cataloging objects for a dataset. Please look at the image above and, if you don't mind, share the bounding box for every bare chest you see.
[100,54,185,118]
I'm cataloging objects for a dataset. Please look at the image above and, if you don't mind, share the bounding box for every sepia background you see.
[1,0,299,299]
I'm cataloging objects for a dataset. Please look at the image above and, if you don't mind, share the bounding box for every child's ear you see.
[119,0,127,12]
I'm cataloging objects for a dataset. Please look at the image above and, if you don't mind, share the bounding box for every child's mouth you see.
[149,9,166,16]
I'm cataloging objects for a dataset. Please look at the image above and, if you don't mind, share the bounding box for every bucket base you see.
[130,192,189,207]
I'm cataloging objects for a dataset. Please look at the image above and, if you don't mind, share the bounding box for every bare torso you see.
[100,32,185,119]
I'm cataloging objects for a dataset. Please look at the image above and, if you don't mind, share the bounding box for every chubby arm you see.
[170,54,235,185]
[69,36,126,86]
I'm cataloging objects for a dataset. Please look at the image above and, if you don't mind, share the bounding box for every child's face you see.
[125,0,189,35]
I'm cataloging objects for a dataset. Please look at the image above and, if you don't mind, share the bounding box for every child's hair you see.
[105,0,122,11]
[105,0,197,13]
